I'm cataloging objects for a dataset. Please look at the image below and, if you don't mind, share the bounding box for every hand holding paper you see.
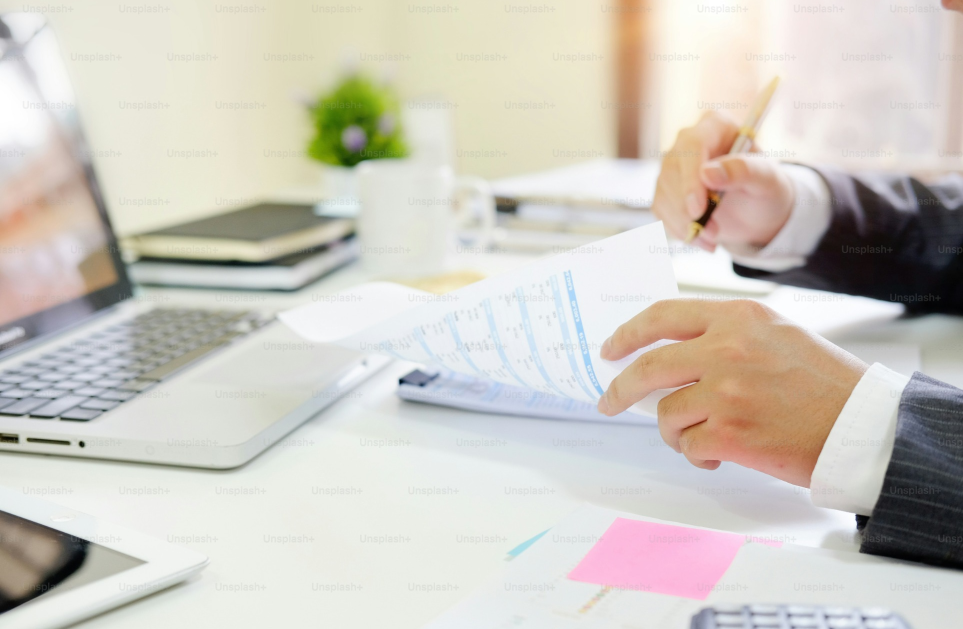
[280,223,679,415]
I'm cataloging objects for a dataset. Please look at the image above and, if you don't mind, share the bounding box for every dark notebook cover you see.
[143,203,334,241]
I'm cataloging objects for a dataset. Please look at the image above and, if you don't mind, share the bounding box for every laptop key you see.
[38,372,70,382]
[0,383,14,392]
[60,408,103,421]
[74,386,106,397]
[138,334,239,382]
[20,381,49,390]
[87,350,118,359]
[1,389,31,399]
[91,378,124,389]
[79,399,119,411]
[0,375,31,384]
[53,380,86,390]
[33,389,67,399]
[0,398,50,416]
[106,370,140,380]
[0,398,17,411]
[98,390,136,401]
[29,396,90,418]
[72,373,101,382]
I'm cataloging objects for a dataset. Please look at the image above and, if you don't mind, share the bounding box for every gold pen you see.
[685,76,781,244]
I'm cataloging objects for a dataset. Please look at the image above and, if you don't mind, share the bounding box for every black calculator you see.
[690,604,911,629]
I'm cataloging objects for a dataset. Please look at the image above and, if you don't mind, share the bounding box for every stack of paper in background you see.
[490,159,777,296]
[491,159,659,250]
[124,202,358,291]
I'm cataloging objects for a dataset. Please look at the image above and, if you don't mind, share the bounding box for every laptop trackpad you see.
[195,327,363,390]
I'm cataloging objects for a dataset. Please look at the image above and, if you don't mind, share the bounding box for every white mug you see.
[355,159,496,275]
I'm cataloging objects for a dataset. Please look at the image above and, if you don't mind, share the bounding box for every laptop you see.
[0,13,388,468]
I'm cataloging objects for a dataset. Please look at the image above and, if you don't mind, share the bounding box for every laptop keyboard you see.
[0,308,272,422]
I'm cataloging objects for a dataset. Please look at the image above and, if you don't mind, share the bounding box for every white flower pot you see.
[316,165,361,217]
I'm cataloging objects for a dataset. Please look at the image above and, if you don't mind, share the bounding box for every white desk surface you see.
[3,248,962,629]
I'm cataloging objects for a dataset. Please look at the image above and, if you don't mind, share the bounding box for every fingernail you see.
[684,192,701,219]
[701,162,728,187]
[597,395,610,415]
[600,337,612,358]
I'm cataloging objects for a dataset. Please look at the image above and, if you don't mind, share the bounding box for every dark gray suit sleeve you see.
[857,372,963,568]
[734,166,963,314]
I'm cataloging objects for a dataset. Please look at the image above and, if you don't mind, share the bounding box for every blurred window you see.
[642,0,959,169]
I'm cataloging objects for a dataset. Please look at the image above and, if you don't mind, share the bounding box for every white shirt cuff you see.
[810,363,910,516]
[730,164,833,273]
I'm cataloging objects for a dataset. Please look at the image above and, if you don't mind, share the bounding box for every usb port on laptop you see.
[0,434,20,444]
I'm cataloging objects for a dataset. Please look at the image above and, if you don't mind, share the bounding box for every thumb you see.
[699,154,779,194]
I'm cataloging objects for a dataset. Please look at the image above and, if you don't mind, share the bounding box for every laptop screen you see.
[0,14,131,357]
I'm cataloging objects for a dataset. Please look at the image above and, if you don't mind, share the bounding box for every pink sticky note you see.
[567,518,745,600]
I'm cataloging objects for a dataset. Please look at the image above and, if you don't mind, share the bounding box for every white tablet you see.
[0,485,208,629]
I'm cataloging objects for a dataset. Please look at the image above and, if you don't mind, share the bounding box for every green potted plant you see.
[307,73,408,215]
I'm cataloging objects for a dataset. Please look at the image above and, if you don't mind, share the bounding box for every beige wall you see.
[2,0,614,236]
[387,2,616,179]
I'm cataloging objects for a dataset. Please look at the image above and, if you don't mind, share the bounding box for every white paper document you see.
[279,223,680,414]
[394,340,917,426]
[397,369,655,425]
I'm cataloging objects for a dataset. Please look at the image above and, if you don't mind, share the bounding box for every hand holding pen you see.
[685,77,781,243]
[650,77,794,253]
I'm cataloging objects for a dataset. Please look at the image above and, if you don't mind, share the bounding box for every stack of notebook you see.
[124,202,357,290]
